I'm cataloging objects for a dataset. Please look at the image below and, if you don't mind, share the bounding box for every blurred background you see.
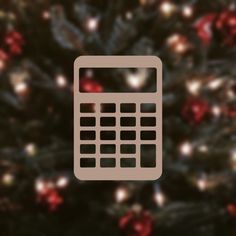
[0,0,236,235]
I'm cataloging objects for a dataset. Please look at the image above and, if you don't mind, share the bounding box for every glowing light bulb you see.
[2,173,14,186]
[56,75,67,88]
[57,177,69,188]
[160,1,176,17]
[42,11,50,20]
[25,143,37,156]
[86,17,99,31]
[126,69,148,89]
[186,80,201,95]
[198,145,208,153]
[182,5,193,18]
[207,78,223,90]
[179,141,193,156]
[197,175,208,191]
[115,187,129,203]
[212,105,221,117]
[154,191,166,207]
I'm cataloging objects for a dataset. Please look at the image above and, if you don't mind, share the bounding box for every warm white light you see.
[0,60,5,70]
[115,187,129,203]
[42,11,50,20]
[186,80,201,95]
[2,173,14,186]
[198,145,208,153]
[182,5,193,18]
[35,179,45,192]
[126,69,148,89]
[56,75,67,88]
[57,177,69,188]
[86,17,99,31]
[160,2,176,16]
[212,105,221,117]
[180,141,193,156]
[126,12,133,20]
[154,191,166,207]
[25,143,37,156]
[197,176,208,191]
[14,82,28,94]
[207,79,223,90]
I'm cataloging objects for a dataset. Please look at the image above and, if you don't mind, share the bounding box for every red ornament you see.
[4,31,25,55]
[194,13,217,45]
[80,77,103,93]
[0,49,9,61]
[37,187,63,211]
[227,203,236,217]
[215,10,236,46]
[119,210,153,236]
[182,98,209,124]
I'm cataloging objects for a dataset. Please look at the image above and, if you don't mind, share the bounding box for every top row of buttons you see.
[80,103,156,113]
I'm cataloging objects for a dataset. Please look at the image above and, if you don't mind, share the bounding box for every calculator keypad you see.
[78,102,158,171]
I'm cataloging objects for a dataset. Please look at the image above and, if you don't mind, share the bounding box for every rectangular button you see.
[80,103,95,113]
[121,131,136,140]
[120,158,136,168]
[100,144,116,154]
[80,158,96,168]
[100,131,116,140]
[100,158,116,168]
[140,103,156,113]
[120,103,136,113]
[141,131,156,140]
[120,117,136,126]
[100,117,116,126]
[80,144,96,154]
[141,145,156,167]
[80,117,96,126]
[141,117,156,126]
[80,131,96,140]
[120,144,136,154]
[101,103,116,113]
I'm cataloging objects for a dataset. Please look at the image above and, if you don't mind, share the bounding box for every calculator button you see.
[120,117,136,127]
[100,158,116,168]
[141,131,156,140]
[100,144,116,154]
[141,145,156,167]
[121,131,136,140]
[120,103,136,113]
[120,144,136,154]
[140,103,156,113]
[120,158,136,168]
[80,158,96,168]
[80,131,96,140]
[101,103,116,113]
[141,117,156,126]
[80,117,96,126]
[100,131,116,140]
[80,103,95,113]
[80,144,96,154]
[100,117,116,126]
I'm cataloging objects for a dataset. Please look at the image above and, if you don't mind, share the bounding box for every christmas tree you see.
[0,0,236,235]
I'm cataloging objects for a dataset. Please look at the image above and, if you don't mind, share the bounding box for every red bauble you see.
[227,203,236,217]
[182,98,209,124]
[119,210,153,236]
[194,13,217,45]
[37,187,63,211]
[214,10,236,46]
[79,77,103,93]
[4,31,25,55]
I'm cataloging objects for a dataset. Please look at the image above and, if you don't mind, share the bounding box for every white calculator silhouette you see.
[74,56,162,180]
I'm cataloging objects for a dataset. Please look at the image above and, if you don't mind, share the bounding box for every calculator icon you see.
[74,56,162,180]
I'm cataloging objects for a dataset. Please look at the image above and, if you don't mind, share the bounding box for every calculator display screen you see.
[79,68,157,93]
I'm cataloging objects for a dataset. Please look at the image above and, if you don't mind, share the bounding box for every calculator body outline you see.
[74,56,162,180]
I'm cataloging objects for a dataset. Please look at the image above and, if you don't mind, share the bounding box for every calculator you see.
[74,56,162,180]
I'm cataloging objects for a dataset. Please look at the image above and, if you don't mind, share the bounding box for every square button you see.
[120,103,136,113]
[120,117,136,126]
